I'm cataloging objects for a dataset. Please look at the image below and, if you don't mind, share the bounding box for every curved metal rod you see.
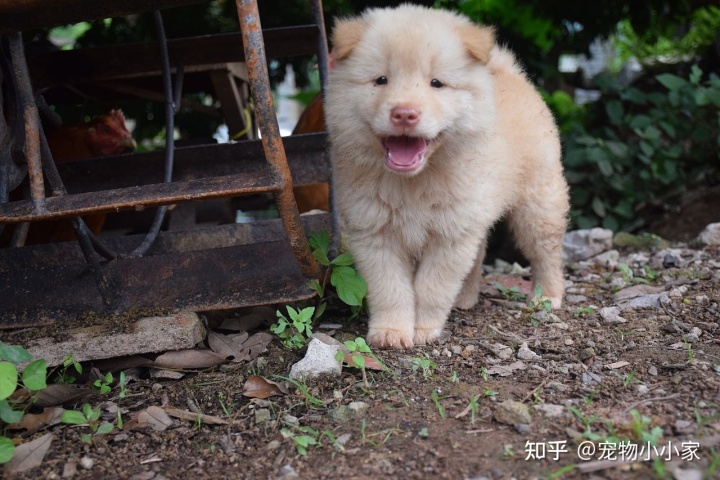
[235,0,321,278]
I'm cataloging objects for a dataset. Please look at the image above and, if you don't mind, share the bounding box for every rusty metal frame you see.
[235,0,321,279]
[1,0,329,324]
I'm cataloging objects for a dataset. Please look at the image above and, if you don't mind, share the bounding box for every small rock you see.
[488,343,513,360]
[621,293,672,310]
[674,419,695,434]
[662,254,680,268]
[515,423,531,434]
[582,372,602,385]
[332,401,369,422]
[495,400,532,425]
[266,440,282,451]
[549,322,570,329]
[565,294,588,304]
[289,338,342,381]
[282,414,299,426]
[79,457,94,470]
[589,249,620,269]
[636,384,649,395]
[531,310,562,324]
[563,228,614,262]
[648,366,658,376]
[462,345,477,358]
[277,465,300,479]
[697,222,720,245]
[451,345,463,355]
[671,468,703,480]
[600,306,627,324]
[255,408,271,424]
[546,381,567,392]
[580,347,596,361]
[517,342,541,361]
[62,462,77,479]
[534,404,564,418]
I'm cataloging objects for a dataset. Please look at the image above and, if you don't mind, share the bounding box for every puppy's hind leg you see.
[508,191,568,309]
[453,236,488,310]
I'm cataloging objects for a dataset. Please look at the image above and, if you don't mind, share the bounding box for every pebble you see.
[515,423,531,434]
[79,457,94,470]
[255,408,271,424]
[546,381,567,392]
[565,294,588,304]
[582,372,602,385]
[600,306,627,324]
[517,342,541,360]
[332,401,369,422]
[451,345,463,355]
[674,419,695,434]
[266,440,282,451]
[579,347,596,361]
[488,343,513,360]
[289,338,342,381]
[588,249,620,269]
[495,400,532,425]
[564,339,574,346]
[562,228,614,262]
[534,404,564,418]
[697,222,720,245]
[648,366,658,376]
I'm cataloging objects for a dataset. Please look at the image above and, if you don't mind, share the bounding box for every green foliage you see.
[308,230,367,321]
[270,306,315,350]
[492,281,525,302]
[629,409,663,446]
[431,389,446,419]
[562,66,720,230]
[335,337,388,389]
[93,372,114,395]
[411,356,437,378]
[61,403,114,445]
[281,426,319,456]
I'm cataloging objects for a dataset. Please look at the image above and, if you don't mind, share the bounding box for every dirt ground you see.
[4,237,720,480]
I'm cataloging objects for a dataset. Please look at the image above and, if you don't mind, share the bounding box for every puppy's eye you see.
[430,78,444,88]
[375,76,388,85]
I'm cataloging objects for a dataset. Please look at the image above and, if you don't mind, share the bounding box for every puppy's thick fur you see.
[326,5,569,349]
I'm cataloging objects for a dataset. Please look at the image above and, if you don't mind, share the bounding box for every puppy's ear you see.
[460,25,495,64]
[331,17,367,61]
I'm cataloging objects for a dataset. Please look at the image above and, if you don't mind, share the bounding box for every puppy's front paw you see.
[413,326,444,346]
[453,291,479,310]
[367,327,414,349]
[527,293,562,310]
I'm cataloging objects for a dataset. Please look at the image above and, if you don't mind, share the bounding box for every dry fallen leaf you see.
[34,385,94,408]
[343,353,387,371]
[137,406,174,431]
[164,406,228,425]
[486,361,527,377]
[208,331,250,363]
[242,375,288,398]
[10,407,64,433]
[152,349,228,369]
[4,432,54,474]
[242,332,273,360]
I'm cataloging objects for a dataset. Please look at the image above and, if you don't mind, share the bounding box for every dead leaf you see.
[208,331,250,363]
[218,306,273,332]
[606,361,630,370]
[137,406,174,431]
[343,353,387,371]
[4,432,54,474]
[242,375,288,398]
[152,349,228,369]
[242,332,273,360]
[34,385,94,408]
[486,361,527,377]
[164,407,228,425]
[93,355,153,373]
[10,407,64,433]
[612,284,665,303]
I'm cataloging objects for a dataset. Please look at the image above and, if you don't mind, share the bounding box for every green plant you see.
[93,371,114,394]
[360,418,401,447]
[275,375,325,409]
[562,66,720,230]
[628,409,663,446]
[270,306,315,350]
[526,285,552,313]
[281,425,319,456]
[308,230,367,320]
[450,371,459,383]
[54,353,82,384]
[411,356,437,379]
[469,394,479,425]
[335,337,388,389]
[574,306,597,317]
[0,344,48,464]
[568,405,602,441]
[431,390,446,419]
[492,281,525,302]
[617,263,650,286]
[61,403,114,445]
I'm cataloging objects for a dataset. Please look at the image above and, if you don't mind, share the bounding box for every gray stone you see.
[516,342,541,360]
[674,419,695,434]
[588,249,620,269]
[600,306,627,324]
[289,338,342,381]
[619,293,672,310]
[255,408,271,424]
[332,401,369,422]
[697,222,720,245]
[546,381,567,392]
[515,423,531,434]
[534,404,564,418]
[566,294,588,304]
[562,228,614,262]
[495,400,532,425]
[23,312,205,368]
[487,343,514,360]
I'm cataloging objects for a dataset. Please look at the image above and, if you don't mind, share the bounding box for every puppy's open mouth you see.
[382,136,430,173]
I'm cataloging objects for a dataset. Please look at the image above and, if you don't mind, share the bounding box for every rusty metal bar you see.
[235,0,321,279]
[0,170,280,223]
[8,33,45,211]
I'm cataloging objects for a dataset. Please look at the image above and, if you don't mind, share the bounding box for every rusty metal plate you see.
[0,214,329,327]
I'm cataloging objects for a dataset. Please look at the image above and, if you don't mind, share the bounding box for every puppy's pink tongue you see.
[384,136,427,167]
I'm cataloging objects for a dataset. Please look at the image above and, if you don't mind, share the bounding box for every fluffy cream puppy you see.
[326,5,569,349]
